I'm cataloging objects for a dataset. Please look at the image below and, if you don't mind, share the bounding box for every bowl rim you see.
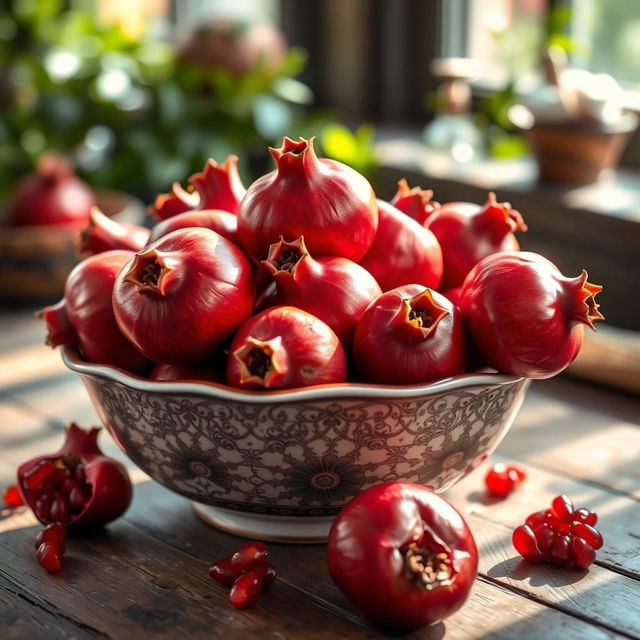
[62,347,523,404]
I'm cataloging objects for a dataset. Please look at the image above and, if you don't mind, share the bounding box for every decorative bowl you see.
[63,347,530,542]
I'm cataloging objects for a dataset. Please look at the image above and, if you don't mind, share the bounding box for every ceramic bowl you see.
[63,347,530,542]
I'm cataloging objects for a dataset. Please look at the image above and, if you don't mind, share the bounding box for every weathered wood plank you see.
[0,508,378,640]
[468,512,640,639]
[123,480,632,640]
[504,378,640,498]
[0,574,104,640]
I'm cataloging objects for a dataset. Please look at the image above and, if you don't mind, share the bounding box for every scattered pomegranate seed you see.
[36,542,62,572]
[2,484,24,508]
[572,508,597,526]
[209,557,241,586]
[513,495,603,569]
[229,568,266,609]
[35,523,67,555]
[230,541,269,570]
[512,525,544,563]
[484,462,527,497]
[209,542,276,608]
[551,495,574,522]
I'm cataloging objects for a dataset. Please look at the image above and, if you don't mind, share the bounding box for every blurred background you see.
[0,0,639,391]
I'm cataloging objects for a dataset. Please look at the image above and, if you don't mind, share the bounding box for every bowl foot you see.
[192,503,333,544]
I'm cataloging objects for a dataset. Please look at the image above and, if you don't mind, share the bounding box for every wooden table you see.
[1,308,639,639]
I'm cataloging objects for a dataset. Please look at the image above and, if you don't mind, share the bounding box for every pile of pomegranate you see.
[41,136,603,389]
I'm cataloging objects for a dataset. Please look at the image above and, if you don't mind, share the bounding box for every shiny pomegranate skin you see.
[359,199,443,292]
[39,250,150,374]
[237,136,378,262]
[113,228,254,364]
[353,285,467,385]
[256,236,381,346]
[149,209,238,246]
[328,481,478,631]
[227,306,347,390]
[459,251,603,378]
[426,193,527,290]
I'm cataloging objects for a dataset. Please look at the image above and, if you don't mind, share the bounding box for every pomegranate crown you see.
[391,178,440,224]
[574,270,604,330]
[481,192,528,234]
[262,235,310,275]
[123,248,177,296]
[188,155,246,211]
[394,289,449,340]
[233,336,286,388]
[268,137,319,175]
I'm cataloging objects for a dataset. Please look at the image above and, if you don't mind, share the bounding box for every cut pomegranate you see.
[17,423,132,528]
[2,483,24,508]
[484,462,526,497]
[35,523,67,555]
[36,542,62,572]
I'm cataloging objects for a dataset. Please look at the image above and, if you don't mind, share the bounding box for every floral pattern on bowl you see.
[64,348,529,518]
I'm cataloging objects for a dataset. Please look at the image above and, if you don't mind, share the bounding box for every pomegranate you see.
[427,192,527,289]
[359,200,443,292]
[40,250,150,373]
[149,361,225,384]
[6,154,95,228]
[113,228,254,364]
[17,423,132,528]
[77,207,150,257]
[237,137,378,262]
[149,209,238,246]
[227,306,347,390]
[257,236,382,345]
[390,178,440,225]
[459,252,603,378]
[353,285,467,385]
[327,481,478,631]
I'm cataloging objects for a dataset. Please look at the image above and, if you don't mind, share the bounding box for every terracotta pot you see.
[512,109,638,186]
[0,189,145,303]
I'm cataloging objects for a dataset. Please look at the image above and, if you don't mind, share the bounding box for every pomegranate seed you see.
[69,486,89,512]
[36,542,62,572]
[2,484,24,508]
[533,523,557,555]
[209,556,242,586]
[61,478,80,493]
[525,510,547,530]
[571,537,596,569]
[551,495,574,522]
[34,493,54,521]
[572,508,597,526]
[74,466,87,483]
[35,523,66,555]
[24,461,57,490]
[572,522,604,550]
[229,568,266,608]
[549,535,572,566]
[512,525,544,563]
[545,510,570,535]
[49,494,70,523]
[251,561,277,589]
[484,462,526,497]
[54,462,70,481]
[230,541,269,570]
